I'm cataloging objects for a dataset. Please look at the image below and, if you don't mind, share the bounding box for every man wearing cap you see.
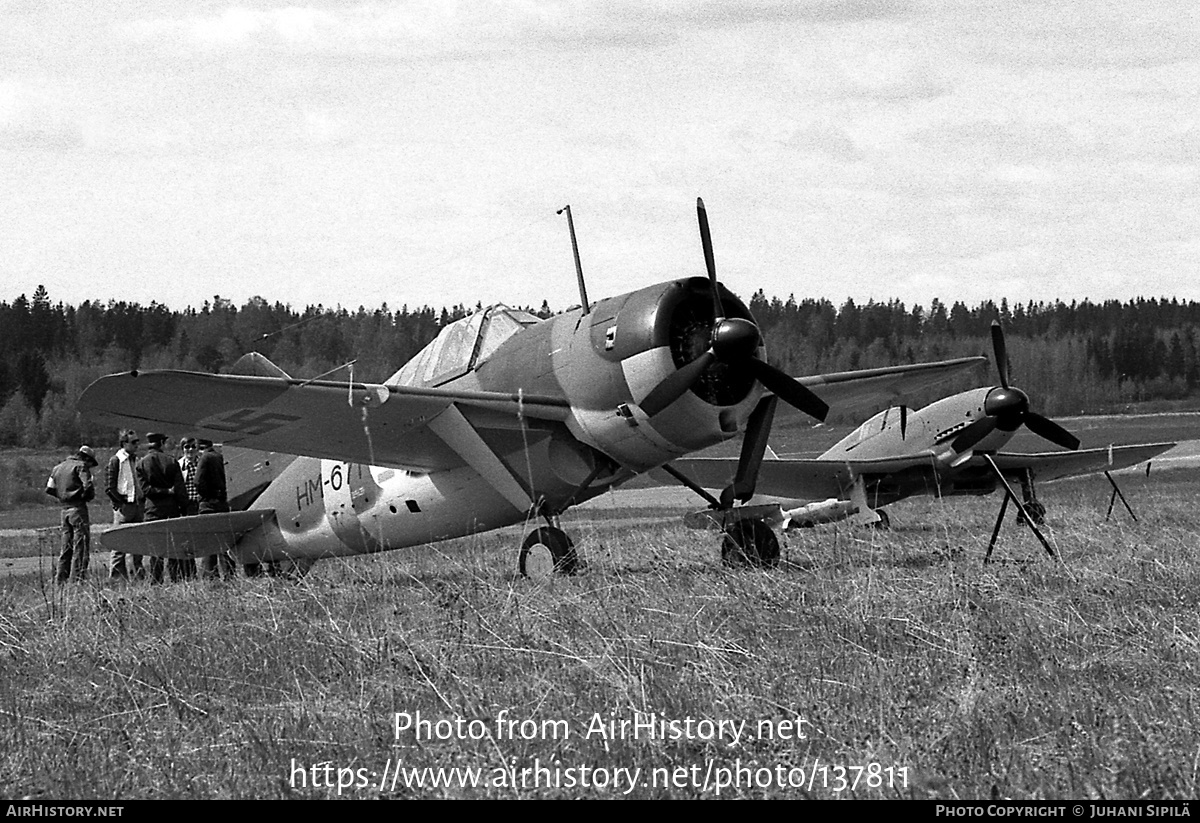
[196,439,236,579]
[135,432,188,584]
[45,445,98,583]
[105,429,145,580]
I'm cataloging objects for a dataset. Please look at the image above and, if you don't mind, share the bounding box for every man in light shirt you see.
[105,429,144,580]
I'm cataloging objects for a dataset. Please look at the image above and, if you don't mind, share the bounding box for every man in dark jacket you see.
[105,429,144,580]
[196,439,235,579]
[45,445,98,583]
[134,432,187,584]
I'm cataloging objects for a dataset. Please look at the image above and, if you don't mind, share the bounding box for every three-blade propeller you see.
[950,321,1081,454]
[645,198,831,509]
[640,199,831,423]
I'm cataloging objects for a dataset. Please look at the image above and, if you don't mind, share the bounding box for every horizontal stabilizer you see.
[228,352,292,379]
[99,509,277,559]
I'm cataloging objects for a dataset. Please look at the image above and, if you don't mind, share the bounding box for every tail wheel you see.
[273,558,318,580]
[721,518,781,569]
[519,526,579,577]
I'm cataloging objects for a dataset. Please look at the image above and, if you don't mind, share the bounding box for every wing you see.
[988,443,1177,482]
[78,370,571,472]
[671,442,1176,501]
[98,510,277,558]
[797,356,986,419]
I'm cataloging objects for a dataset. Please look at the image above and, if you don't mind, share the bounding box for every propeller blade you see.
[696,198,724,320]
[721,395,778,507]
[991,320,1009,389]
[746,359,829,422]
[951,415,999,453]
[900,405,908,440]
[1024,412,1081,451]
[639,350,716,416]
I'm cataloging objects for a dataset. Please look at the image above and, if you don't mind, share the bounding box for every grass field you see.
[1,463,1198,799]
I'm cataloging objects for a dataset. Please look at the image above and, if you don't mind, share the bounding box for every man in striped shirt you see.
[176,436,201,580]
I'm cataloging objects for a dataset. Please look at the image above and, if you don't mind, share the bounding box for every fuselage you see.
[824,387,1013,462]
[812,386,1020,508]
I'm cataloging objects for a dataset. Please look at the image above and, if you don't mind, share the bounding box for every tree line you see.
[2,285,1198,449]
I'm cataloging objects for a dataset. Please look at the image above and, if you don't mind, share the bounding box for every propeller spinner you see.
[950,321,1080,454]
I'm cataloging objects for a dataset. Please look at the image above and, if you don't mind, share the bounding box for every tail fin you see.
[227,352,291,379]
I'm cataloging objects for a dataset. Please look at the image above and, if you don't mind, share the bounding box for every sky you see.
[2,0,1198,315]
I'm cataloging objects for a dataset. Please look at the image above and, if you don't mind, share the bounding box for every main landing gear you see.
[983,458,1055,563]
[519,524,580,577]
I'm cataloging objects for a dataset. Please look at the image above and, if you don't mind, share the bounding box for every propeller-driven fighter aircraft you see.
[671,322,1175,561]
[79,200,984,574]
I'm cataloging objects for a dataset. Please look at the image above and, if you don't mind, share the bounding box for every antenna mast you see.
[557,205,590,315]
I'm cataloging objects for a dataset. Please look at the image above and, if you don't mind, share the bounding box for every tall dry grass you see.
[1,469,1198,798]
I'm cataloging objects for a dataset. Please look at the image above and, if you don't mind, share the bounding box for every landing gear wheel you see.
[1017,470,1046,525]
[1018,500,1046,526]
[721,518,780,569]
[519,526,579,577]
[870,509,891,530]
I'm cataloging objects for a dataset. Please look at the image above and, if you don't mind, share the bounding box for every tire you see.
[519,526,579,577]
[1018,500,1046,526]
[720,518,781,569]
[870,509,891,530]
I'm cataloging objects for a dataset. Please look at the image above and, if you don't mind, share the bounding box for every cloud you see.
[940,0,1199,70]
[833,49,950,101]
[0,0,48,15]
[120,3,454,55]
[914,119,1084,163]
[782,121,864,162]
[688,0,908,27]
[0,78,82,151]
[115,0,913,58]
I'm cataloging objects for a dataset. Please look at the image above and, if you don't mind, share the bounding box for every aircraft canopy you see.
[388,305,542,388]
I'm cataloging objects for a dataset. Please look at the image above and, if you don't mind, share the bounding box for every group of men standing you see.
[46,430,232,584]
